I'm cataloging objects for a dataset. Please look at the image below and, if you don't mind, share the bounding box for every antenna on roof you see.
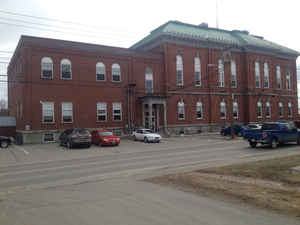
[216,0,219,29]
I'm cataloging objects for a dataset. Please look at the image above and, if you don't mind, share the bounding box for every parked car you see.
[0,136,11,148]
[59,128,91,149]
[220,125,245,137]
[243,122,300,148]
[133,129,162,143]
[91,129,120,146]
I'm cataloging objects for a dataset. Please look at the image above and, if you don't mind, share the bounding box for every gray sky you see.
[0,0,300,104]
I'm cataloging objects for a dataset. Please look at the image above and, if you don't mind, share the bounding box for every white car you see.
[133,129,162,143]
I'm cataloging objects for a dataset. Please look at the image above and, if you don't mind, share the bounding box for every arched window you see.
[178,101,185,120]
[220,100,226,119]
[264,62,269,88]
[194,57,201,86]
[233,101,238,119]
[255,61,260,88]
[218,59,224,87]
[266,102,271,118]
[279,102,283,118]
[257,101,262,118]
[112,63,121,82]
[96,62,106,81]
[41,57,53,79]
[176,55,183,86]
[196,101,203,119]
[231,60,237,88]
[286,68,291,89]
[276,65,281,89]
[61,59,72,80]
[288,102,292,117]
[145,67,153,94]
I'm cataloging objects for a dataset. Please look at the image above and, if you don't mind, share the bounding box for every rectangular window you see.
[196,104,202,119]
[97,103,107,121]
[61,64,71,79]
[145,74,153,94]
[42,102,54,123]
[231,60,237,88]
[286,70,291,90]
[276,66,281,89]
[112,69,121,82]
[177,70,183,86]
[255,62,260,88]
[218,60,224,87]
[62,102,73,123]
[113,103,122,121]
[264,63,269,88]
[43,133,55,143]
[42,63,53,79]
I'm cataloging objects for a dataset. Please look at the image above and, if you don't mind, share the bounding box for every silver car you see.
[133,129,162,143]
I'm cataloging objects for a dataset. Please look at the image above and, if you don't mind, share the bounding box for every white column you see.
[142,103,145,127]
[148,103,153,130]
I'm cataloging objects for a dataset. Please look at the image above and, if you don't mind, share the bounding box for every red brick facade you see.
[7,22,299,143]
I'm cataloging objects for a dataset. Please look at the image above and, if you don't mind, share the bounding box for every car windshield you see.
[74,129,90,135]
[144,130,153,134]
[99,132,113,136]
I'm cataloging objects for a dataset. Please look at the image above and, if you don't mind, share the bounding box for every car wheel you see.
[144,137,148,143]
[0,140,9,148]
[249,141,257,148]
[237,132,242,137]
[67,141,72,149]
[87,144,91,148]
[271,138,278,149]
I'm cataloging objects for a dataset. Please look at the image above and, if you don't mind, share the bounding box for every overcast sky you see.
[0,0,300,104]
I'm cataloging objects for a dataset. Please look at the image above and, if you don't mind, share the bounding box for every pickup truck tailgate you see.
[243,129,263,140]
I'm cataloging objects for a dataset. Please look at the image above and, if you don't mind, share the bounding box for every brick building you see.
[8,21,299,143]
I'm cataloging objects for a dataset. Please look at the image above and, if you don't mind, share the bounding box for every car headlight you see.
[103,138,108,142]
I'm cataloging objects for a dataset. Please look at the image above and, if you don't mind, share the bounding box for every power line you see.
[0,16,138,39]
[0,21,135,44]
[0,9,139,36]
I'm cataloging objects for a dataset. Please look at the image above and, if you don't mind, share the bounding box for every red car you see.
[91,129,120,146]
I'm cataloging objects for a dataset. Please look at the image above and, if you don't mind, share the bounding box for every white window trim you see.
[276,65,281,89]
[279,102,283,118]
[266,102,271,118]
[233,102,238,119]
[264,62,269,88]
[255,61,261,88]
[218,59,225,88]
[42,101,55,124]
[196,102,203,120]
[176,55,184,86]
[41,57,53,79]
[145,67,154,94]
[231,60,237,88]
[178,101,185,120]
[112,102,122,121]
[257,102,262,119]
[220,101,226,119]
[112,64,121,83]
[288,102,292,118]
[61,59,72,80]
[96,62,106,82]
[97,102,107,122]
[194,57,201,87]
[61,102,73,123]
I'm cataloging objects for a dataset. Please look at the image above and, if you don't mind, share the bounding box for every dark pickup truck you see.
[243,122,300,148]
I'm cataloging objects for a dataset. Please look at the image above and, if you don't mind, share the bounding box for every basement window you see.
[43,133,55,143]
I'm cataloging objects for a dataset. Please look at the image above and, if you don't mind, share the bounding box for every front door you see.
[144,104,157,130]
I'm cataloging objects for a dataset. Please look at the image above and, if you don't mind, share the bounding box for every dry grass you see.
[147,155,300,218]
[199,155,300,186]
